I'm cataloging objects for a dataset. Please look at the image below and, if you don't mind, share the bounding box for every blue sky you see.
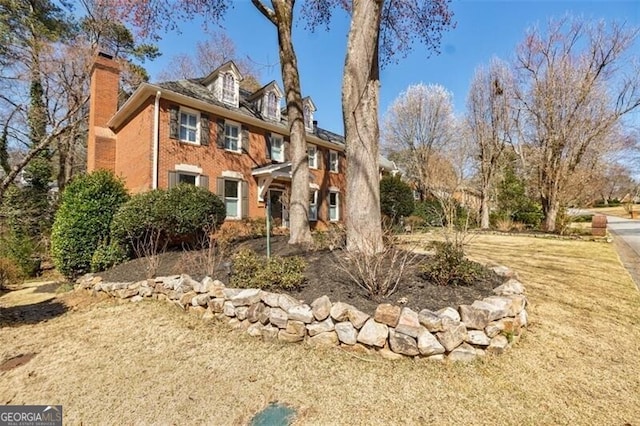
[144,0,640,135]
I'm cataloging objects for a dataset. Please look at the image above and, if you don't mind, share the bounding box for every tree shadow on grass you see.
[0,299,68,327]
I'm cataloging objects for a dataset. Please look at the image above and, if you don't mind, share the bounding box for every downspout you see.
[152,90,161,189]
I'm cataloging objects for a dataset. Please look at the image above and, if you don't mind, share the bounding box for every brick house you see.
[88,52,395,229]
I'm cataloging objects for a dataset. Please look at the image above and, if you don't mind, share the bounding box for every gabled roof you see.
[302,96,317,112]
[245,80,283,101]
[201,61,243,87]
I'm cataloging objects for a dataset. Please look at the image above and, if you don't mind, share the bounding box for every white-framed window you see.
[308,144,318,169]
[224,179,241,219]
[271,134,284,162]
[224,121,240,152]
[329,191,340,222]
[178,173,197,186]
[266,91,278,119]
[309,189,318,221]
[179,109,199,144]
[329,150,339,173]
[222,73,235,104]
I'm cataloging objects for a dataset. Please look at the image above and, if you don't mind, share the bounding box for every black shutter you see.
[216,177,225,198]
[169,105,179,139]
[168,171,177,189]
[265,132,272,160]
[200,114,210,146]
[216,119,225,148]
[241,125,250,152]
[199,175,209,190]
[241,181,249,219]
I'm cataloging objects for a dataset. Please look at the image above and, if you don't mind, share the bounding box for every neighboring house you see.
[88,52,396,229]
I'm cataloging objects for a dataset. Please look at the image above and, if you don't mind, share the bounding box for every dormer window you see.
[222,73,235,104]
[266,92,278,119]
[304,104,312,130]
[201,61,243,108]
[302,97,316,132]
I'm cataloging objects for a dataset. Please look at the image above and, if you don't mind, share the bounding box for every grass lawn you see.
[590,205,635,218]
[1,234,639,424]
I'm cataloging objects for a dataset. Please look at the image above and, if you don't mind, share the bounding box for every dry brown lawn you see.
[590,205,634,218]
[1,234,639,425]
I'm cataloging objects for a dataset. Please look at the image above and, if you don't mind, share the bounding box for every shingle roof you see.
[154,76,396,171]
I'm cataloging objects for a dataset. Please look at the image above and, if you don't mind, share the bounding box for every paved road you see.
[601,215,640,290]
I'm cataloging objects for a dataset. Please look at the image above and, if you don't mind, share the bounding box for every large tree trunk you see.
[541,195,559,232]
[272,1,312,246]
[480,189,491,229]
[342,0,384,254]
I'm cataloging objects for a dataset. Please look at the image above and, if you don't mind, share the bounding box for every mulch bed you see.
[98,236,501,315]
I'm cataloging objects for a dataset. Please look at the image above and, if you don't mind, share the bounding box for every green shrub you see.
[513,209,543,228]
[230,248,306,290]
[0,229,40,277]
[380,175,415,223]
[0,257,23,289]
[111,184,225,252]
[90,241,127,273]
[421,241,487,286]
[164,184,226,236]
[51,170,129,279]
[413,199,445,227]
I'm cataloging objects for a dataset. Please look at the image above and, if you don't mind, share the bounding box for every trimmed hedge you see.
[111,184,226,252]
[51,170,129,279]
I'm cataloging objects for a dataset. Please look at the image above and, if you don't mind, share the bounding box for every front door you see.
[268,190,284,227]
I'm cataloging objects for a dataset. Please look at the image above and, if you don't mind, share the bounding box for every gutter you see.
[109,84,345,151]
[152,90,161,189]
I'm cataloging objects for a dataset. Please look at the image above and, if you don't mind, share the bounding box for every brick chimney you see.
[87,52,120,172]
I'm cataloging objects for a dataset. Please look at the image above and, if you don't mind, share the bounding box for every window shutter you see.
[265,132,272,160]
[168,171,177,189]
[317,148,323,170]
[241,125,250,152]
[216,119,225,148]
[169,106,179,139]
[200,114,210,146]
[241,181,249,219]
[199,175,209,190]
[216,177,225,198]
[326,151,331,170]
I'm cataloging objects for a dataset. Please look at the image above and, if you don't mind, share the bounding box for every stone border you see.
[76,265,527,362]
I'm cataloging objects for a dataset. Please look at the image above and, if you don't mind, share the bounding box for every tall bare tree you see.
[307,0,454,253]
[383,83,456,199]
[514,17,640,231]
[158,31,261,91]
[466,58,515,229]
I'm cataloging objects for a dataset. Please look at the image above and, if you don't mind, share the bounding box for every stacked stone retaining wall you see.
[76,265,527,362]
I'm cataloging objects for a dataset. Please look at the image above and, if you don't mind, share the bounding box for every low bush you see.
[90,241,127,273]
[111,184,225,252]
[214,218,271,245]
[230,248,306,290]
[0,230,41,277]
[312,224,346,251]
[0,257,23,289]
[421,241,487,286]
[51,170,129,279]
